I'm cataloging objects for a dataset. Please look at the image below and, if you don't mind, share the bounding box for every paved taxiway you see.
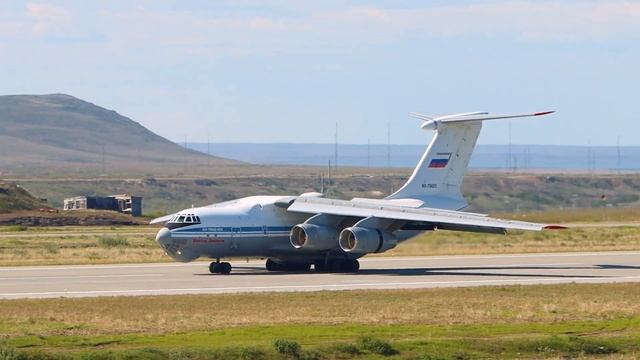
[1,251,639,299]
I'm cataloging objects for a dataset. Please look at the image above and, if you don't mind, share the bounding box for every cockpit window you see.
[168,214,202,225]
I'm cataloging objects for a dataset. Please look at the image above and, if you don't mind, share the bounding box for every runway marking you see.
[1,251,639,272]
[3,275,640,298]
[0,262,588,276]
[364,251,640,261]
[0,274,164,280]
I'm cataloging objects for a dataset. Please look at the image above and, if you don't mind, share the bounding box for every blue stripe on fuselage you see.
[173,225,293,234]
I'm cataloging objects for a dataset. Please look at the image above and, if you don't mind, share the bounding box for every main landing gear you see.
[314,259,359,273]
[265,258,311,272]
[209,259,232,274]
[264,258,360,273]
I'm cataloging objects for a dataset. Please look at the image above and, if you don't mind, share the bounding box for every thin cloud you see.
[26,2,71,35]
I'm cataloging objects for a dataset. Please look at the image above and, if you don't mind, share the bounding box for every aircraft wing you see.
[288,197,549,234]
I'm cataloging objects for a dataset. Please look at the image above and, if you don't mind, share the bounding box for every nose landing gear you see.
[209,259,232,274]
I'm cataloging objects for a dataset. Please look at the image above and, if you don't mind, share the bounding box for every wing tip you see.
[534,111,555,116]
[544,224,568,230]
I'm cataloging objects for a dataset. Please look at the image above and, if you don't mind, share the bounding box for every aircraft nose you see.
[155,227,172,247]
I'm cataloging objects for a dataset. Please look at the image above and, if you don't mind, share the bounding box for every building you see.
[63,194,142,216]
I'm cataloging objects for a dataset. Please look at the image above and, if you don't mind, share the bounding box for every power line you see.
[617,135,621,173]
[334,122,338,170]
[367,138,371,169]
[387,122,391,169]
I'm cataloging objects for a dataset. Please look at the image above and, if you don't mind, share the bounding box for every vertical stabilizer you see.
[386,111,554,210]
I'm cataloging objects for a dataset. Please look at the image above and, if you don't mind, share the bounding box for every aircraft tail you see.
[386,111,554,210]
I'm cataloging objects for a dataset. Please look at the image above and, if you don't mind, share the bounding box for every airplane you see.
[152,110,557,274]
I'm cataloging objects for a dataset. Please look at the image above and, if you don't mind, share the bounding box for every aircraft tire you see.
[316,259,359,273]
[314,261,327,273]
[265,258,281,271]
[266,259,310,272]
[209,262,220,274]
[219,262,232,274]
[293,263,311,272]
[345,259,360,273]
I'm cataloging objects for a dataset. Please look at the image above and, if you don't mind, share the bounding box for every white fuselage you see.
[157,196,310,262]
[155,195,420,263]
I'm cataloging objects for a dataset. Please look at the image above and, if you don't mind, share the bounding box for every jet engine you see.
[339,227,397,254]
[290,224,337,250]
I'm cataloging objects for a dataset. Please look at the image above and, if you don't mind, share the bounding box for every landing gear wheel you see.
[294,263,311,272]
[209,261,232,274]
[219,262,232,274]
[266,259,311,272]
[344,259,360,273]
[266,258,280,271]
[314,261,327,273]
[315,259,359,273]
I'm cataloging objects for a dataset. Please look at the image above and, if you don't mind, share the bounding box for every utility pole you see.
[334,122,338,171]
[207,133,211,166]
[587,139,593,173]
[184,135,188,175]
[617,136,621,173]
[387,122,391,169]
[508,121,512,171]
[367,138,371,169]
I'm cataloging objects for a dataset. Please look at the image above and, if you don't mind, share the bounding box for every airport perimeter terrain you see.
[1,208,640,358]
[1,282,639,359]
[2,170,640,359]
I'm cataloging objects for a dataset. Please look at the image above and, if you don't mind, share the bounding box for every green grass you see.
[2,320,639,359]
[96,236,130,248]
[1,284,640,359]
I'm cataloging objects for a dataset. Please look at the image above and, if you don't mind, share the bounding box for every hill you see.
[0,94,240,176]
[0,181,43,213]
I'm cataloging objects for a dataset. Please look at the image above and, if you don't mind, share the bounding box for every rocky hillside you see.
[0,181,44,213]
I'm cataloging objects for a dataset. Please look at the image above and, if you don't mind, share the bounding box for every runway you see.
[1,251,640,299]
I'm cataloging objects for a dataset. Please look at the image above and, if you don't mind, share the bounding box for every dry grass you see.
[2,225,640,265]
[496,207,640,223]
[0,227,165,265]
[383,226,640,257]
[0,283,638,337]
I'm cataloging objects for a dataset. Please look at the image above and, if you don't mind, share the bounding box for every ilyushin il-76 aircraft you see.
[152,111,557,274]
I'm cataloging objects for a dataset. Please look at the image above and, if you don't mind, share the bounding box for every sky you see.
[1,1,639,146]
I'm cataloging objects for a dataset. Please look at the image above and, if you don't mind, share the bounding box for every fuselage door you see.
[230,227,240,250]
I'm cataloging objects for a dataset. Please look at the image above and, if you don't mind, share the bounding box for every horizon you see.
[182,142,640,171]
[185,141,640,148]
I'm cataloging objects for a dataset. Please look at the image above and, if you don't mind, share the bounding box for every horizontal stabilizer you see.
[413,111,555,130]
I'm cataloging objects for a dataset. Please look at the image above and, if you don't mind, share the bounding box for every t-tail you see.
[386,111,555,210]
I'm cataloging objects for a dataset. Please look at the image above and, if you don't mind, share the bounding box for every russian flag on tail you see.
[428,153,452,169]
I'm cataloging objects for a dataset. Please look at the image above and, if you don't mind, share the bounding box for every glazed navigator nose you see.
[155,227,172,247]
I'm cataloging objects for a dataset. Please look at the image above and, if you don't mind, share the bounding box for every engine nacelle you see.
[339,227,398,254]
[290,224,337,250]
